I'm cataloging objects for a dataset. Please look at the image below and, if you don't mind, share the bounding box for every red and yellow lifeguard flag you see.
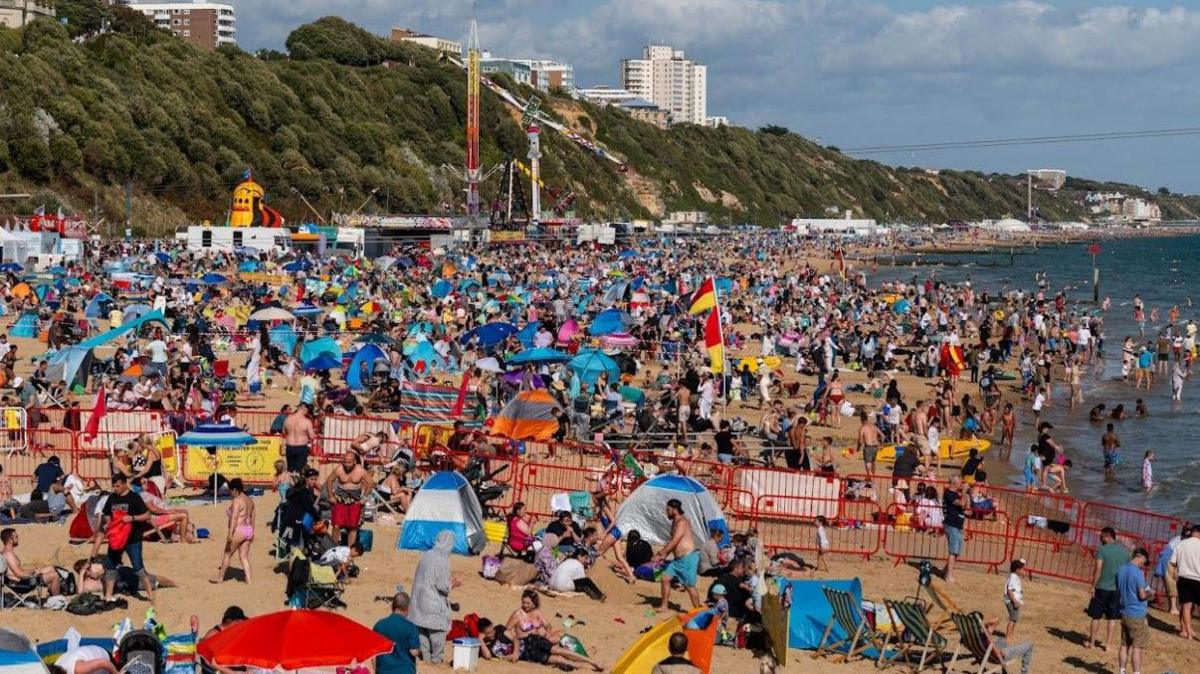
[705,309,724,373]
[688,277,716,315]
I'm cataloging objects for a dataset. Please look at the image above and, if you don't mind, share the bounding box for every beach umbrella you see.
[508,347,571,365]
[459,321,518,348]
[292,304,323,319]
[516,321,540,348]
[282,261,309,272]
[177,423,255,448]
[47,266,68,276]
[475,356,503,373]
[154,252,172,264]
[588,308,632,336]
[375,256,397,270]
[557,318,579,345]
[304,353,342,371]
[249,307,295,322]
[10,283,31,299]
[569,348,620,386]
[431,279,453,299]
[360,300,383,314]
[197,610,392,671]
[0,263,22,273]
[178,423,258,503]
[600,332,639,349]
[201,273,228,285]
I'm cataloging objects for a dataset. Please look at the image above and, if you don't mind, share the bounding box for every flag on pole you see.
[704,309,724,373]
[83,387,107,442]
[688,277,716,315]
[451,370,471,417]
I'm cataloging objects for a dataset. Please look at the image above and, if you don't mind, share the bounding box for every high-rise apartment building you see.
[620,45,707,125]
[121,1,235,49]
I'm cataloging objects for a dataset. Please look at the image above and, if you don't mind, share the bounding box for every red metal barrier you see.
[1078,501,1183,553]
[729,466,843,519]
[1008,516,1095,584]
[882,504,1011,573]
[518,461,608,517]
[753,493,881,560]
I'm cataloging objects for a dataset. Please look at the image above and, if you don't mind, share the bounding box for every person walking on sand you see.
[856,410,883,478]
[1116,547,1152,674]
[1087,527,1129,652]
[210,478,255,584]
[654,498,701,611]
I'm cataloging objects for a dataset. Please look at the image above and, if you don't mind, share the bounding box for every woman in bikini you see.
[210,478,255,584]
[826,370,845,429]
[591,492,634,583]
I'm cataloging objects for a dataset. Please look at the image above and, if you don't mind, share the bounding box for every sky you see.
[236,1,1200,194]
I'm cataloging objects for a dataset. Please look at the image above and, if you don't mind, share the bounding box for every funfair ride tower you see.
[466,18,481,219]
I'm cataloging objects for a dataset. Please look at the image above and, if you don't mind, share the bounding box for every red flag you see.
[688,277,716,315]
[704,309,724,373]
[451,370,471,417]
[83,387,107,442]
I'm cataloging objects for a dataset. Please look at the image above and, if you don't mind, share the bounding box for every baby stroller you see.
[115,630,164,674]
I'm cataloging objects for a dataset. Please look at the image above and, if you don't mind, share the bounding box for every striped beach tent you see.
[491,389,561,441]
[395,381,473,426]
[397,472,485,555]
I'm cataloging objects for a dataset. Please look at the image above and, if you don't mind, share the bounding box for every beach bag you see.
[67,593,105,616]
[494,557,538,586]
[55,566,77,596]
[107,512,133,551]
[481,555,501,580]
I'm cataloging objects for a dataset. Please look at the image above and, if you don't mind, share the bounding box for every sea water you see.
[872,233,1200,520]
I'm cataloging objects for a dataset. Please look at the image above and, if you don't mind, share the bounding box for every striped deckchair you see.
[879,599,950,672]
[948,612,1021,674]
[814,586,889,663]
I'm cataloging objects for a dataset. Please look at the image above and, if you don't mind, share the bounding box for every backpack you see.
[55,566,77,596]
[66,593,105,616]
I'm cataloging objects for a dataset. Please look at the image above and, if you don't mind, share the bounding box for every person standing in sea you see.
[1101,423,1121,480]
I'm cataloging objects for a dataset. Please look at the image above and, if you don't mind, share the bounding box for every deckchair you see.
[813,586,889,663]
[948,612,1025,674]
[879,598,950,672]
[0,557,44,609]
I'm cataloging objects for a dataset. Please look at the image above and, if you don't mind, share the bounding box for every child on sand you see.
[814,516,831,572]
[1004,558,1025,638]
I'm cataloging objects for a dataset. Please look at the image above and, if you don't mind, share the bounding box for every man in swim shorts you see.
[653,498,702,610]
[856,410,883,478]
[325,451,373,547]
[283,403,315,473]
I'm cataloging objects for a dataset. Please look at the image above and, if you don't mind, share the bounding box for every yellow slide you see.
[613,608,716,674]
[843,438,990,463]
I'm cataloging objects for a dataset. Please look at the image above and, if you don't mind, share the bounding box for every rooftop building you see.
[0,0,54,28]
[621,44,707,125]
[389,27,462,55]
[121,1,235,49]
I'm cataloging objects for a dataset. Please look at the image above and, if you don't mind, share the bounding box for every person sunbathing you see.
[73,559,177,597]
[482,610,603,671]
[378,465,413,512]
[137,481,196,543]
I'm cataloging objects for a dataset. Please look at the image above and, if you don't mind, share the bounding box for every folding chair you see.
[0,557,45,609]
[948,611,1027,674]
[286,550,345,610]
[879,598,951,672]
[814,586,890,663]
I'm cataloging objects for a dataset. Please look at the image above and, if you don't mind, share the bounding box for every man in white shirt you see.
[1170,525,1200,640]
[146,338,169,377]
[697,375,715,421]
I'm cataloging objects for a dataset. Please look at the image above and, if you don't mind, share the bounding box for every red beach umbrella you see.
[197,609,393,670]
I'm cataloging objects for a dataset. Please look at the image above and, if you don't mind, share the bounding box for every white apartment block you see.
[121,1,235,49]
[574,86,637,105]
[621,44,707,125]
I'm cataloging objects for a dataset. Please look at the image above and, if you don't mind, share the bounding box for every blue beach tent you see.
[397,472,485,555]
[345,343,387,391]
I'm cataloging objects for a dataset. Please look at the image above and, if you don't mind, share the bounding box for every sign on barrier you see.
[182,435,283,486]
[0,406,27,454]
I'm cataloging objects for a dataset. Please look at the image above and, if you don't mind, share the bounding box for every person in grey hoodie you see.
[407,531,459,664]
